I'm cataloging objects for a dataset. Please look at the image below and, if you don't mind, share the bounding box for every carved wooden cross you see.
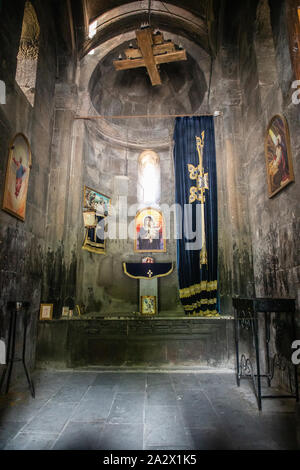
[113,27,187,86]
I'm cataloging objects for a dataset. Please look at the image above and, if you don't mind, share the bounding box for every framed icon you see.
[140,296,157,315]
[135,207,166,253]
[39,304,53,321]
[82,186,111,254]
[62,306,69,318]
[2,133,32,221]
[265,115,295,198]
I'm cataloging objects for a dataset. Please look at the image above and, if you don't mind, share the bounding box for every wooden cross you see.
[113,28,187,86]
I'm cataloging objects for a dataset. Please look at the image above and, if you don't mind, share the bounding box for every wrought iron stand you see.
[233,297,299,410]
[0,302,35,398]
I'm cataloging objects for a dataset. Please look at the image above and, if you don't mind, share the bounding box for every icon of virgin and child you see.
[137,212,164,252]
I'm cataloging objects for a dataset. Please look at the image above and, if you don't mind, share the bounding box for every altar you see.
[123,261,173,315]
[36,316,235,369]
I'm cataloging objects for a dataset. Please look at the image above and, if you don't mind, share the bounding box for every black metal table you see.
[0,302,35,398]
[233,297,299,410]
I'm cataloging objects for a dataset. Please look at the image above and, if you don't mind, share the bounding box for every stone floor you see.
[0,369,298,450]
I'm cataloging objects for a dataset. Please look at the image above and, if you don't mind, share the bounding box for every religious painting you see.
[2,133,32,221]
[140,296,157,315]
[135,207,166,253]
[265,115,294,198]
[82,186,111,255]
[83,185,110,215]
[39,304,53,321]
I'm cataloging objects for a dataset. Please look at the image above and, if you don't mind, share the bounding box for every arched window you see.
[15,1,40,106]
[137,150,161,206]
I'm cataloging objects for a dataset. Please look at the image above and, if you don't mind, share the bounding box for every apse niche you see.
[89,40,207,132]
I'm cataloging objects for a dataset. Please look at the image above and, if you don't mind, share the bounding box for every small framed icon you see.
[62,306,69,318]
[39,304,53,321]
[140,296,157,315]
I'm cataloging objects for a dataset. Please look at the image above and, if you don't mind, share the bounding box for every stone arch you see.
[81,1,209,58]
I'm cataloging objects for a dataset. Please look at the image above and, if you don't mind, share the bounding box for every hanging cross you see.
[113,27,187,86]
[147,269,153,278]
[188,133,209,204]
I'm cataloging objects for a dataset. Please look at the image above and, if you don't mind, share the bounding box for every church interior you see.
[0,0,300,452]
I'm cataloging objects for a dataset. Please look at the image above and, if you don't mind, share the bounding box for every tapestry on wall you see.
[2,133,32,221]
[173,116,219,317]
[82,186,111,254]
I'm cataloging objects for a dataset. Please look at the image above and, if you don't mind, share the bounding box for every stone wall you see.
[0,0,70,383]
[1,0,299,378]
[41,10,254,320]
[42,1,300,323]
[42,31,215,317]
[237,0,300,330]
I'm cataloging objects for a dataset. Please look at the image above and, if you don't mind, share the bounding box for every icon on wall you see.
[82,185,111,254]
[39,304,53,321]
[2,133,32,221]
[265,115,295,198]
[140,296,157,315]
[135,207,166,253]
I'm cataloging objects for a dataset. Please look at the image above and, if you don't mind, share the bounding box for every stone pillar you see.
[210,43,255,314]
[43,82,83,317]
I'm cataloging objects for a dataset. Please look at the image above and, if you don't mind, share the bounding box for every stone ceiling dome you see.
[76,0,216,146]
[88,39,207,132]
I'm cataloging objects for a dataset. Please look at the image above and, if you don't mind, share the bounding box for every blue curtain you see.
[173,116,219,316]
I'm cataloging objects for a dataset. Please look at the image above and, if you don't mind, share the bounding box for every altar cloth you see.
[123,263,173,280]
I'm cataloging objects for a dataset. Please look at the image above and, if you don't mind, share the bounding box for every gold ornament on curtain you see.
[187,133,209,266]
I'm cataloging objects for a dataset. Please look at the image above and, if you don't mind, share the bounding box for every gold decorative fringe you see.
[179,281,218,299]
[185,310,219,317]
[183,299,217,311]
[82,231,106,254]
[82,245,106,255]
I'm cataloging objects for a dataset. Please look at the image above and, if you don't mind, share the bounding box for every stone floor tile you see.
[22,402,77,433]
[144,423,191,448]
[108,392,144,424]
[52,422,104,450]
[5,432,56,450]
[98,424,143,450]
[51,384,89,403]
[71,392,114,422]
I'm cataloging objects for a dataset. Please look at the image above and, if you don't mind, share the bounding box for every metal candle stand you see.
[233,297,299,411]
[0,302,35,398]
